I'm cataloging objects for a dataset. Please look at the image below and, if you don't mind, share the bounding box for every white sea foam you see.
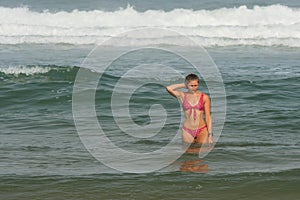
[1,5,300,46]
[0,65,51,75]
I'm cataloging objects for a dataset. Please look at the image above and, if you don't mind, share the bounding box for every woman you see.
[166,73,213,144]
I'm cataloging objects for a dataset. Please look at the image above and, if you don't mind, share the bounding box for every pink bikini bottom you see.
[182,124,207,139]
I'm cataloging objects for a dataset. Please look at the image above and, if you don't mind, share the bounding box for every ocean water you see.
[1,0,300,199]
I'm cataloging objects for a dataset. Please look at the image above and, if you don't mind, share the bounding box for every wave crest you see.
[1,5,300,46]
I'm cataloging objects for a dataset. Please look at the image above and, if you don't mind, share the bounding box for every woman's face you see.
[186,80,199,92]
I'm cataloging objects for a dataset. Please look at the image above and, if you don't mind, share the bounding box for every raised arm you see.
[166,83,186,99]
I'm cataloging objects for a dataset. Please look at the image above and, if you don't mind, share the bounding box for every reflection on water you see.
[179,144,214,173]
[180,160,210,173]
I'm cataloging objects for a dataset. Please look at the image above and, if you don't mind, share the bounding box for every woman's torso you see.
[181,92,206,129]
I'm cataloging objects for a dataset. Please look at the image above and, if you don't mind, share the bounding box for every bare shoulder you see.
[202,93,211,102]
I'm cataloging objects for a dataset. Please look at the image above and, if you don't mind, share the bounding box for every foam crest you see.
[0,65,51,75]
[1,5,300,46]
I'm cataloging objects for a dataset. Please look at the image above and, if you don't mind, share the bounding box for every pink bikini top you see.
[182,93,204,119]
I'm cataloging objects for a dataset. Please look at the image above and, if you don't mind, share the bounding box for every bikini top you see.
[182,93,204,119]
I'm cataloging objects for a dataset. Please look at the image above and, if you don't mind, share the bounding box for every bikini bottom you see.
[182,124,207,139]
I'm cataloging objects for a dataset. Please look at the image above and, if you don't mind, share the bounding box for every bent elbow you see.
[166,86,176,97]
[166,86,173,94]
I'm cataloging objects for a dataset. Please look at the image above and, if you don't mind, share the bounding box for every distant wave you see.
[1,5,300,46]
[0,65,52,75]
[0,65,76,76]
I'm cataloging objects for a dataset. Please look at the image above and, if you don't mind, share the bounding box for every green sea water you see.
[0,45,299,199]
